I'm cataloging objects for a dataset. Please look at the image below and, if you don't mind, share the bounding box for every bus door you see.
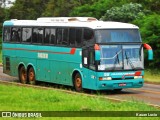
[82,46,97,89]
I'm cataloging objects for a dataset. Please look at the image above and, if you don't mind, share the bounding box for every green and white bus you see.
[2,17,153,92]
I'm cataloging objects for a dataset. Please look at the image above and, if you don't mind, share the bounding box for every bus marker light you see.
[99,77,112,80]
[135,71,141,76]
[134,76,143,79]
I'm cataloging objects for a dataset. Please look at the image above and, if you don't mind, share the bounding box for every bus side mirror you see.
[95,50,100,61]
[143,43,153,60]
[94,44,100,61]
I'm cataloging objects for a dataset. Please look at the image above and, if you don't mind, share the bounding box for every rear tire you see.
[28,67,36,85]
[19,66,27,84]
[74,73,83,92]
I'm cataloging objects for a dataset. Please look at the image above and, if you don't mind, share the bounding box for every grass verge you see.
[144,69,160,84]
[0,84,159,120]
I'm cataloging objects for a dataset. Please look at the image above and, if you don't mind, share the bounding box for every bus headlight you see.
[134,76,143,79]
[99,77,112,80]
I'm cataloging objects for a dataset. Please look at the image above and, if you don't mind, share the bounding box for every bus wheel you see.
[74,73,82,92]
[28,67,36,85]
[19,66,27,84]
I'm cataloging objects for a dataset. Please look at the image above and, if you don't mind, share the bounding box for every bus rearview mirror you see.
[95,51,100,61]
[143,43,153,60]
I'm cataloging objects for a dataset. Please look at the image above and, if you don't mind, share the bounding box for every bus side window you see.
[50,28,56,44]
[44,28,50,44]
[32,28,43,44]
[83,28,94,45]
[69,28,82,47]
[57,28,62,45]
[11,27,21,42]
[44,28,56,45]
[22,28,32,43]
[69,28,76,46]
[76,29,82,47]
[3,27,11,42]
[57,28,68,46]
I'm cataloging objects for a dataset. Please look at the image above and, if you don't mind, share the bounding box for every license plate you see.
[119,83,126,86]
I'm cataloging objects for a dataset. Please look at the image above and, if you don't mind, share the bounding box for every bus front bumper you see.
[97,79,144,90]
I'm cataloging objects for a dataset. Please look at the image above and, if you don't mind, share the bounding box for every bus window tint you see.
[44,28,56,44]
[69,28,82,47]
[22,28,32,43]
[11,28,21,42]
[83,28,94,45]
[57,28,68,45]
[69,28,76,46]
[32,28,43,44]
[76,29,82,46]
[3,27,11,42]
[84,28,94,40]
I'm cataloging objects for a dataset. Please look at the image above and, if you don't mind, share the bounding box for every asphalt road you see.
[0,66,159,107]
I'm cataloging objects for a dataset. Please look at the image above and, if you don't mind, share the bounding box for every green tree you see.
[0,7,5,36]
[133,14,160,67]
[101,3,146,22]
[42,0,80,17]
[8,0,49,19]
[70,0,121,19]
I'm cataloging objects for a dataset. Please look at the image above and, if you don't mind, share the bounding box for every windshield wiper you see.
[124,51,135,70]
[111,50,122,70]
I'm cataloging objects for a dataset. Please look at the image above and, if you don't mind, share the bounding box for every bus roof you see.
[3,17,139,29]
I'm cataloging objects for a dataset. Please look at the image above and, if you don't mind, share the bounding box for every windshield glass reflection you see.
[95,29,141,43]
[98,45,144,71]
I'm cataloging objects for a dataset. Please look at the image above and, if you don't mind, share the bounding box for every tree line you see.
[0,0,160,68]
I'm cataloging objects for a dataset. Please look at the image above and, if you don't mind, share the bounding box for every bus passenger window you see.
[83,28,94,45]
[3,27,11,42]
[69,28,82,47]
[50,29,56,44]
[76,29,82,46]
[69,28,76,46]
[44,28,56,44]
[57,29,62,44]
[22,28,32,43]
[57,28,68,45]
[11,28,21,42]
[32,28,43,44]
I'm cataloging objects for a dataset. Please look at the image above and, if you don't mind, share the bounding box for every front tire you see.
[28,67,36,85]
[19,66,27,84]
[74,73,83,92]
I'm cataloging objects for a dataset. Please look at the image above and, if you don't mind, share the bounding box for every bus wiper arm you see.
[124,51,135,70]
[111,50,122,70]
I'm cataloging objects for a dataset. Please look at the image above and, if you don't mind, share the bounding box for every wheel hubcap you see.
[29,70,34,81]
[21,69,26,83]
[76,78,81,88]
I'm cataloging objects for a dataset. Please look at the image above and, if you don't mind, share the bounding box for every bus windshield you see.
[98,45,144,71]
[95,29,141,43]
